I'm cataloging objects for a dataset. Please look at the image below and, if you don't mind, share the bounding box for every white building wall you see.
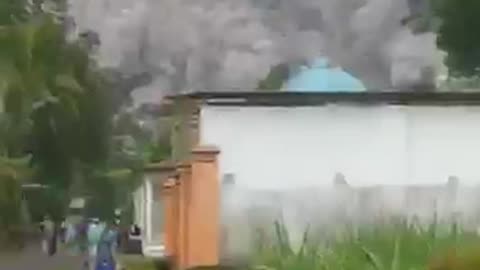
[407,107,480,184]
[132,185,145,229]
[200,105,480,189]
[135,176,166,257]
[201,104,480,261]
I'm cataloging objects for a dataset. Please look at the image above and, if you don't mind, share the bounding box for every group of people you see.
[41,215,121,270]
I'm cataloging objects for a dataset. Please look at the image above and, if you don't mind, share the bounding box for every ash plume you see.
[67,0,445,104]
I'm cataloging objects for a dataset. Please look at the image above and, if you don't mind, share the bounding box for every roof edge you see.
[165,91,480,106]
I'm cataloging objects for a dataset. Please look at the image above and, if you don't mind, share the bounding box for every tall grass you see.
[250,217,480,270]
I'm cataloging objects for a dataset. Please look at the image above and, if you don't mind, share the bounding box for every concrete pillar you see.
[333,172,350,223]
[177,163,192,270]
[163,177,179,260]
[446,176,460,223]
[145,178,153,244]
[446,176,460,195]
[333,172,348,187]
[187,145,220,268]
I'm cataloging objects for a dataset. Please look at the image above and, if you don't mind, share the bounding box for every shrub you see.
[251,218,480,270]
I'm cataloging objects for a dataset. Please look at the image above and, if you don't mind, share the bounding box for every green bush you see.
[251,218,480,270]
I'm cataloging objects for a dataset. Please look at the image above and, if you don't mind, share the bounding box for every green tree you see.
[0,0,28,25]
[0,0,151,226]
[0,0,114,224]
[0,16,112,188]
[257,63,290,91]
[435,0,480,77]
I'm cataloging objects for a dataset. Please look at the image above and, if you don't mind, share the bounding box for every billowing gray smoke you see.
[67,0,445,104]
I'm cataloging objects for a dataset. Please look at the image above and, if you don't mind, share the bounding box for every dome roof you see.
[285,58,366,92]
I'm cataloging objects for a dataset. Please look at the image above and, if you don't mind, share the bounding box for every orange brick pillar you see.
[177,163,192,270]
[186,146,221,268]
[163,177,179,261]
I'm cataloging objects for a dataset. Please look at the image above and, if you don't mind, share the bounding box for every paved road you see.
[0,242,84,270]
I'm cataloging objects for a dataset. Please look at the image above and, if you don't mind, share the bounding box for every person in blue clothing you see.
[87,218,104,270]
[95,221,119,270]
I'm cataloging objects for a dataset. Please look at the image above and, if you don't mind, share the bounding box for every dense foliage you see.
[435,0,480,77]
[0,155,32,248]
[0,0,152,238]
[0,0,29,25]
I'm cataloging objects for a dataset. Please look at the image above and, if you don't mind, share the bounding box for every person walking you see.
[64,220,78,255]
[87,218,104,270]
[95,221,119,270]
[75,217,90,270]
[41,215,55,256]
[59,219,67,244]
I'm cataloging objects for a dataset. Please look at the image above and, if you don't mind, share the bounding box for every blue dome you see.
[286,58,366,92]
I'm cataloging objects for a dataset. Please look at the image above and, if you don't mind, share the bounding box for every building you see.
[142,91,480,268]
[132,162,175,257]
[171,91,480,188]
[130,103,174,258]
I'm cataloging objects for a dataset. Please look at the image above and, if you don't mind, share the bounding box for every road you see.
[0,241,84,270]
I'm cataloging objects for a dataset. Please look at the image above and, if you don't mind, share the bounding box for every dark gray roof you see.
[168,91,480,106]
